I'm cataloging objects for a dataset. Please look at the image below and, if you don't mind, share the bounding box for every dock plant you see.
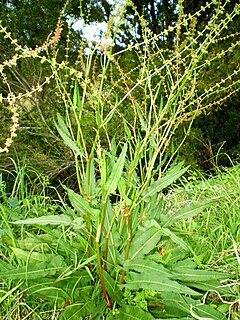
[0,0,239,318]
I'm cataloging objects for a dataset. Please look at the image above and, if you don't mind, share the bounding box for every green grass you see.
[168,164,240,272]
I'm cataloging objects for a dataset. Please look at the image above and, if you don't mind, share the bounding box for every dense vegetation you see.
[0,0,239,319]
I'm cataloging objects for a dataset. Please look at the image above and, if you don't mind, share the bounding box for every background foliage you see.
[0,0,239,186]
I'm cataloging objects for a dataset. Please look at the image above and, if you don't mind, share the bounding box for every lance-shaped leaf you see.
[124,259,172,277]
[102,269,122,305]
[136,105,147,132]
[11,214,85,229]
[10,247,57,263]
[0,256,66,280]
[171,268,231,282]
[67,188,99,219]
[73,80,82,112]
[105,143,127,197]
[11,214,72,226]
[161,227,191,251]
[60,299,106,320]
[163,199,219,227]
[60,301,93,320]
[141,163,189,202]
[55,113,83,156]
[123,269,198,295]
[160,293,226,319]
[128,226,162,260]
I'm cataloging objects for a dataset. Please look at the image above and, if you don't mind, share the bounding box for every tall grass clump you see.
[168,161,240,269]
[0,0,240,318]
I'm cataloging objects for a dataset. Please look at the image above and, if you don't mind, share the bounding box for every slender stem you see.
[120,206,131,284]
[103,233,109,271]
[96,224,111,308]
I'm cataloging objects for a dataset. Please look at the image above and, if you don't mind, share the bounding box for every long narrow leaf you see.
[55,113,82,155]
[0,256,66,280]
[11,214,72,226]
[171,268,230,282]
[123,271,198,295]
[161,227,190,251]
[102,269,122,304]
[163,199,218,227]
[60,302,92,320]
[141,163,189,202]
[161,293,226,320]
[73,80,82,112]
[116,305,154,319]
[128,227,162,260]
[10,247,57,263]
[67,188,99,218]
[105,143,127,197]
[124,259,172,277]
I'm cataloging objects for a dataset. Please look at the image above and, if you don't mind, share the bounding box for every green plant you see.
[0,1,240,319]
[1,159,235,319]
[0,82,236,319]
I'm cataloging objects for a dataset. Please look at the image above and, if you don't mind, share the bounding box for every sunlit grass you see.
[168,164,240,272]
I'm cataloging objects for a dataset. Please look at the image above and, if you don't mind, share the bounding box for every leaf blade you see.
[105,143,127,197]
[141,163,189,202]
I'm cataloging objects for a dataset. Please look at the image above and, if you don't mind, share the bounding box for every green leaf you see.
[25,282,69,305]
[154,318,190,320]
[102,269,122,304]
[136,105,147,132]
[123,270,197,294]
[161,227,190,251]
[10,247,57,263]
[128,226,162,260]
[60,300,106,320]
[88,156,96,197]
[180,280,233,296]
[55,113,82,155]
[163,199,218,227]
[159,292,191,317]
[73,80,82,112]
[116,305,154,319]
[191,301,226,320]
[122,259,199,295]
[171,268,230,282]
[141,163,189,202]
[11,214,72,226]
[60,301,92,320]
[124,259,172,277]
[67,188,99,219]
[161,293,226,319]
[105,143,127,197]
[0,256,66,280]
[118,177,132,205]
